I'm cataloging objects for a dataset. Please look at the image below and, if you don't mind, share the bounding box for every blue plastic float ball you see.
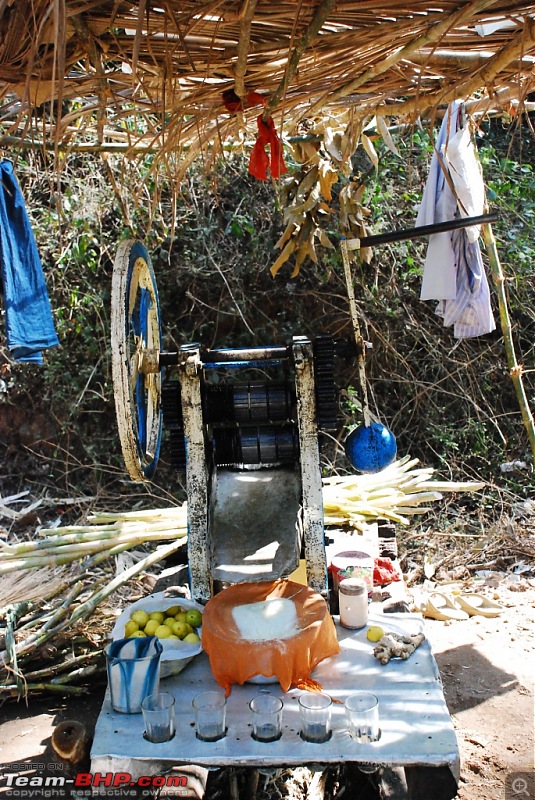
[344,421,397,473]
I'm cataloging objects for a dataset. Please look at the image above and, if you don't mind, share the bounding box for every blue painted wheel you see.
[344,421,397,473]
[111,240,163,481]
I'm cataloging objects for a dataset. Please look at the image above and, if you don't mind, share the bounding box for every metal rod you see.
[358,212,498,248]
[159,346,289,368]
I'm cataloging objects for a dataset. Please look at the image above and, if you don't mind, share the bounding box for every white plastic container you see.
[338,578,369,629]
[330,550,374,594]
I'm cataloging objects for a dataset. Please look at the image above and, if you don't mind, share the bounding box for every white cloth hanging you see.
[416,101,495,338]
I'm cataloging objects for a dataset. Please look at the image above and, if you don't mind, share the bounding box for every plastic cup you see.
[192,691,227,741]
[141,692,175,742]
[298,691,332,743]
[104,636,162,714]
[249,693,283,742]
[345,692,380,743]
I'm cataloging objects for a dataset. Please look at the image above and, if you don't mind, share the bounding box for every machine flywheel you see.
[111,240,163,481]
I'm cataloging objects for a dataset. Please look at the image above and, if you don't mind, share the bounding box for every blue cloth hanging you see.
[0,160,59,362]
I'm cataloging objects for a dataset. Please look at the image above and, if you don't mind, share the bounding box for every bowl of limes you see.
[111,592,203,677]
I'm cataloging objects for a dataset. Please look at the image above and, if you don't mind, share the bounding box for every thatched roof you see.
[0,1,534,173]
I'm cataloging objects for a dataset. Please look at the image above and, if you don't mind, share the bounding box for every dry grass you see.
[0,1,533,180]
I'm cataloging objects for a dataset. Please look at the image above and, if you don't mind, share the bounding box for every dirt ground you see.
[421,579,535,800]
[0,574,533,800]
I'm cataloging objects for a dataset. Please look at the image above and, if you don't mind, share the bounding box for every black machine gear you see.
[161,378,187,469]
[313,334,339,432]
[160,337,339,470]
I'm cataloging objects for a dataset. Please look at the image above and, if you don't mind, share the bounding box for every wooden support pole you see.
[482,223,535,461]
[263,0,335,121]
[372,19,535,118]
[0,135,160,153]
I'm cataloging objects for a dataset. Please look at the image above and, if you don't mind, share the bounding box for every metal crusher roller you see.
[110,240,340,605]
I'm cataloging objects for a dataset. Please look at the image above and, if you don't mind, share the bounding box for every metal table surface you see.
[91,612,459,777]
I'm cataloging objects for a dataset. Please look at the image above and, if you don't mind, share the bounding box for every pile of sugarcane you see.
[0,507,189,698]
[323,455,485,530]
[0,505,188,576]
[0,457,484,699]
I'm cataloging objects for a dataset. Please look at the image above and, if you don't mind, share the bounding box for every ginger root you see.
[373,631,425,664]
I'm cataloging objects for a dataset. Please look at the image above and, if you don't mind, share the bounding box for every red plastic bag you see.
[249,115,287,180]
[373,557,403,585]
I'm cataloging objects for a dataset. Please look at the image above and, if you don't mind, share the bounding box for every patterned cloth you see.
[416,102,495,338]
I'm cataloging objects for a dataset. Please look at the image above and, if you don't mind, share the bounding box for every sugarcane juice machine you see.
[97,240,460,795]
[111,240,339,603]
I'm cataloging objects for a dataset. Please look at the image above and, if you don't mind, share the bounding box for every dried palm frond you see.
[0,1,532,178]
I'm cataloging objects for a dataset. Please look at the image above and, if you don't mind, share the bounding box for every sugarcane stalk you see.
[38,516,187,535]
[41,582,85,632]
[72,540,148,569]
[0,536,188,667]
[0,583,83,667]
[5,604,24,695]
[0,553,96,575]
[20,651,103,681]
[416,480,485,492]
[68,539,187,625]
[88,505,187,522]
[0,682,90,697]
[482,223,535,461]
[48,663,103,684]
[0,530,188,574]
[35,519,187,540]
[1,526,187,558]
[13,576,109,636]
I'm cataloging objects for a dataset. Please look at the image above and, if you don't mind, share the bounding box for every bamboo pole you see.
[234,0,258,99]
[263,0,336,120]
[481,223,535,461]
[372,20,535,117]
[0,134,161,153]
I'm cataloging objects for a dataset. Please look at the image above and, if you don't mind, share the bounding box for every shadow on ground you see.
[434,643,519,714]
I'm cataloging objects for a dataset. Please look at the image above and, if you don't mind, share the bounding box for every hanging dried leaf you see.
[361,133,379,170]
[280,175,300,206]
[323,127,343,162]
[342,118,364,158]
[273,112,375,277]
[294,165,319,203]
[270,239,297,278]
[275,221,297,250]
[376,115,401,157]
[288,183,321,216]
[301,141,322,165]
[318,230,335,249]
[291,244,311,278]
[318,158,339,201]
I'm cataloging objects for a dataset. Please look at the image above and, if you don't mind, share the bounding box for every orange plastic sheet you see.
[201,580,341,695]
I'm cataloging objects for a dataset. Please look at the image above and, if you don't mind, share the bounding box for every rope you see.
[340,237,371,427]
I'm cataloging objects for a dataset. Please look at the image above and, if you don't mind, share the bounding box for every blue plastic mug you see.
[104,636,163,714]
